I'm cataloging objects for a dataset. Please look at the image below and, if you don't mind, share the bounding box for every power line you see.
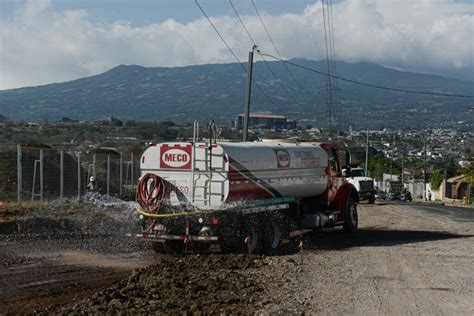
[327,0,340,121]
[260,53,474,98]
[194,0,246,72]
[328,0,339,98]
[303,0,327,127]
[229,0,305,108]
[321,0,332,82]
[304,0,323,60]
[250,0,307,93]
[321,0,334,134]
[194,0,278,107]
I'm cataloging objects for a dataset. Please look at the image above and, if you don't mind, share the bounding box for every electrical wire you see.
[194,0,278,107]
[321,0,334,133]
[194,0,246,72]
[229,0,305,108]
[303,0,327,126]
[327,0,340,120]
[250,0,308,93]
[321,0,332,82]
[304,0,323,60]
[260,53,474,98]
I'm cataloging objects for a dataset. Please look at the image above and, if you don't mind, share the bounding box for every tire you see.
[241,224,263,254]
[162,240,184,255]
[368,196,375,204]
[264,220,282,254]
[151,241,164,253]
[343,196,358,233]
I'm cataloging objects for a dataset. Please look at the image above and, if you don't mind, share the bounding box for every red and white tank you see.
[139,141,329,210]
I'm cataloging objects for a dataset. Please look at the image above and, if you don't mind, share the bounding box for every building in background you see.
[234,113,297,130]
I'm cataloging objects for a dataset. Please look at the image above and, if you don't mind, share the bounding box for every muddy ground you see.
[1,199,473,315]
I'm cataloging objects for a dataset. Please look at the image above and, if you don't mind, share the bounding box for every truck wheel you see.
[151,241,164,253]
[163,240,184,255]
[242,225,263,254]
[368,196,375,204]
[264,220,282,254]
[343,197,358,233]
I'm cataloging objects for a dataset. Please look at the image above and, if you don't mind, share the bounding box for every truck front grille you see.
[359,180,374,191]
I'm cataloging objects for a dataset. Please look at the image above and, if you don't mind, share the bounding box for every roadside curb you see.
[413,200,474,209]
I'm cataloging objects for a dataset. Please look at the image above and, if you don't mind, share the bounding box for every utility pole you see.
[242,45,256,142]
[390,134,394,176]
[423,130,427,201]
[365,129,369,176]
[401,149,404,187]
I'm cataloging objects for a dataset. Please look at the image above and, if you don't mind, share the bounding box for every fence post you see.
[107,154,110,196]
[131,152,134,185]
[17,144,22,206]
[40,149,44,205]
[60,150,64,202]
[77,152,81,199]
[93,153,96,179]
[119,151,123,197]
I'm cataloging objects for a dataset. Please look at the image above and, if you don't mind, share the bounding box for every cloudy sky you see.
[0,0,472,90]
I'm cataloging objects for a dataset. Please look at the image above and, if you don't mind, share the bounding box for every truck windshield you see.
[344,169,365,177]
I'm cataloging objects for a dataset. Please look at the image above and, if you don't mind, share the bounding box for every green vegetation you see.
[430,170,443,190]
[367,156,401,180]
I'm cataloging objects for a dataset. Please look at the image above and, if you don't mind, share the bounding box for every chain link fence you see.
[0,144,141,206]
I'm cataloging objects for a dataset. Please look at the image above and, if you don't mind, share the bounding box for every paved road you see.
[407,201,474,221]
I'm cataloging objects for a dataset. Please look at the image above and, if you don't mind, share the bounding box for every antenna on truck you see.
[208,120,217,144]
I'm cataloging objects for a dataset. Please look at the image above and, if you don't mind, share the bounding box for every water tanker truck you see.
[128,140,359,254]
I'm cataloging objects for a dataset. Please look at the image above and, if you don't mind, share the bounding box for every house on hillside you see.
[445,175,469,200]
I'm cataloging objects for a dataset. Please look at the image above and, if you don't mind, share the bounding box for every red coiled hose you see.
[136,173,167,213]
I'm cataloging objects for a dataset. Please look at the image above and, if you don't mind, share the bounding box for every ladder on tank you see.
[190,121,226,207]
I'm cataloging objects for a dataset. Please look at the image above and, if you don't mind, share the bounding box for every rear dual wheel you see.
[263,220,283,254]
[242,225,263,254]
[151,240,184,255]
[240,218,283,255]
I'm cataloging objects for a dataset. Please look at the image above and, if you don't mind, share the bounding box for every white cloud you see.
[0,0,472,89]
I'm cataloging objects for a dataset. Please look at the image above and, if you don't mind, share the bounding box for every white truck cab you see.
[342,167,376,204]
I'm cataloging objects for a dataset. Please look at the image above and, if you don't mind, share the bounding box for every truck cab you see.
[342,167,376,204]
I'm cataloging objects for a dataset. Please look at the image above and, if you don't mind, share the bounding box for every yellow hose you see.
[136,207,213,218]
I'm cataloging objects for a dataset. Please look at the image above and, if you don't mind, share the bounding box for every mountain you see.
[0,59,472,129]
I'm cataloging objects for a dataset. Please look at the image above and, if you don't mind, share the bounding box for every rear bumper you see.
[127,231,219,242]
[358,190,377,199]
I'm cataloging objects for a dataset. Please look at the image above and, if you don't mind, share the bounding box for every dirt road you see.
[1,201,473,314]
[267,202,474,314]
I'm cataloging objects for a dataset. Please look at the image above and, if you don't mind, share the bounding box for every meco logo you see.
[164,152,188,163]
[160,144,192,169]
[274,149,290,168]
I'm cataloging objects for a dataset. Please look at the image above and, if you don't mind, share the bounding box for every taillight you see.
[212,218,219,225]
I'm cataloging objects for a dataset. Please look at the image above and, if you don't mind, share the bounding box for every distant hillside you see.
[0,59,472,129]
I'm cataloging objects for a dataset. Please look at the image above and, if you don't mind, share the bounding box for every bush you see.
[430,170,443,190]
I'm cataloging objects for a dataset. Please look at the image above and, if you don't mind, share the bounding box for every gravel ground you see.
[1,200,473,315]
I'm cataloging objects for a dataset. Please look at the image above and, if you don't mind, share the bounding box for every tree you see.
[412,170,423,180]
[367,156,401,180]
[430,170,443,190]
[110,116,123,127]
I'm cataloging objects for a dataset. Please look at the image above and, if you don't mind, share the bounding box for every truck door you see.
[326,147,345,202]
